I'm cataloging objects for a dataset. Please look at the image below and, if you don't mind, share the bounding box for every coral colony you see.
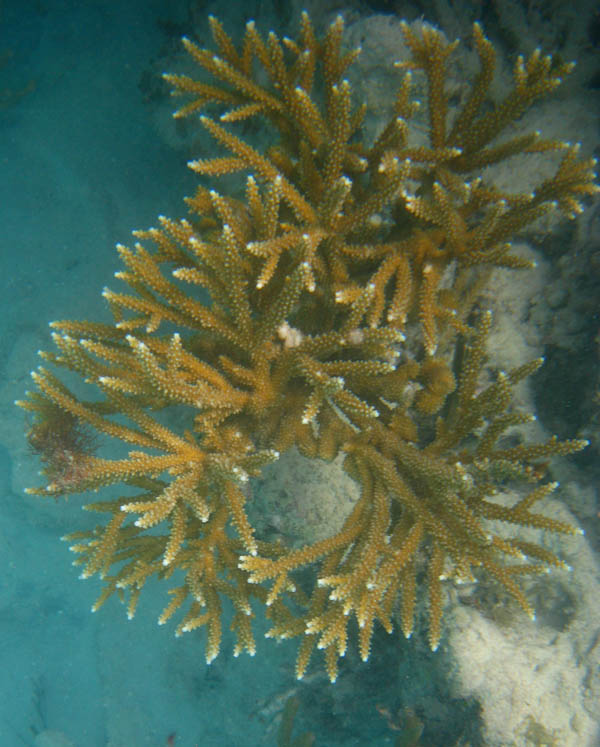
[20,14,597,682]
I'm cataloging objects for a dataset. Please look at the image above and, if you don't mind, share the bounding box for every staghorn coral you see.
[18,14,597,683]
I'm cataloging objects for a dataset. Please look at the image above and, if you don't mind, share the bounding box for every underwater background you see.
[0,0,598,744]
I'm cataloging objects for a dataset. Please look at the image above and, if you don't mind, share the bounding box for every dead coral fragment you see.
[19,14,595,680]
